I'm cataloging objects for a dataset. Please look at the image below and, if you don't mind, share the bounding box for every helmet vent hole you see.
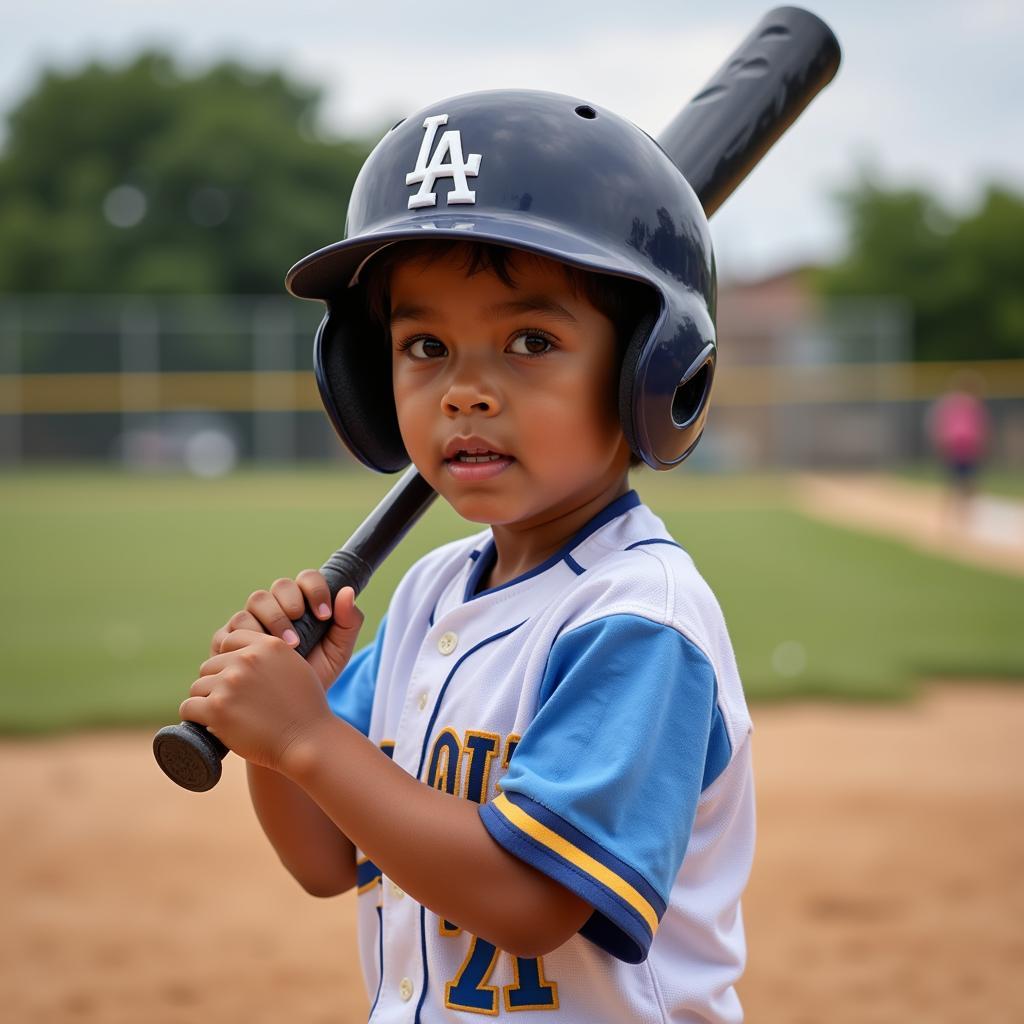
[390,118,405,132]
[574,105,597,119]
[671,362,712,428]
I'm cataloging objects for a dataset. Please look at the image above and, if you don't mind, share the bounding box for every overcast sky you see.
[4,0,1022,279]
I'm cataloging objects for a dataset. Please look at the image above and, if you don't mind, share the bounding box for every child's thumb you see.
[318,586,365,675]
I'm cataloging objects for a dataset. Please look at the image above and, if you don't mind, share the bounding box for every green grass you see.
[0,468,476,733]
[1,468,1021,733]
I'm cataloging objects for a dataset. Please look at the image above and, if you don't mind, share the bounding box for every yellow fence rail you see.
[2,360,1023,415]
[0,371,322,414]
[714,360,1024,406]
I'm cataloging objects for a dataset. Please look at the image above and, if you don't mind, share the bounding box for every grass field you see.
[2,467,1022,733]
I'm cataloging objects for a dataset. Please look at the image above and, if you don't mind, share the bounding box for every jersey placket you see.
[372,607,478,1021]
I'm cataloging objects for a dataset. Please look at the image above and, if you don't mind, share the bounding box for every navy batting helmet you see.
[286,89,716,472]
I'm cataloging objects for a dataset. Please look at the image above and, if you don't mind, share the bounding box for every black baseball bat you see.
[661,5,840,218]
[153,5,840,792]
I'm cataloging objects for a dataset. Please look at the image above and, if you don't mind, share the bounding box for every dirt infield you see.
[3,685,1022,1023]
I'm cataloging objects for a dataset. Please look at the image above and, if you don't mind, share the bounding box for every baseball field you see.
[2,467,1022,1020]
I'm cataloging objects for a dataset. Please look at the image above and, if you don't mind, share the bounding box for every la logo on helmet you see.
[405,115,482,209]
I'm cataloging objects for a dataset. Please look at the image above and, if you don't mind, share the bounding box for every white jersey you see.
[328,490,755,1023]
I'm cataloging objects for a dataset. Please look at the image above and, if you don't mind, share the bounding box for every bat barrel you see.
[660,6,841,217]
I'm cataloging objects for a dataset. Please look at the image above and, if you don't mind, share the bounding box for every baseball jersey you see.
[327,489,755,1023]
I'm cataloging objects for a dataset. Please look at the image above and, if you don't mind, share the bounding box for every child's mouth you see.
[453,452,504,463]
[445,450,515,480]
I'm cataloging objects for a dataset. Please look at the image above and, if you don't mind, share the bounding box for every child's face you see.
[389,248,631,527]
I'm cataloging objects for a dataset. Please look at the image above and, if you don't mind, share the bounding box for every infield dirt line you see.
[794,474,1024,577]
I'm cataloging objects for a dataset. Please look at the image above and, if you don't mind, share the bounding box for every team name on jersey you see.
[357,730,518,894]
[364,731,561,1013]
[425,727,519,804]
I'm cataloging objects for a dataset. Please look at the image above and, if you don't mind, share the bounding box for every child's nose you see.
[441,380,501,417]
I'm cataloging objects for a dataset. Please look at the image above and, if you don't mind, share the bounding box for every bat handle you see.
[294,549,374,655]
[151,550,373,792]
[152,467,438,792]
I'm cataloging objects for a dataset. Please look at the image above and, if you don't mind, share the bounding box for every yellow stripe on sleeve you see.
[490,794,659,937]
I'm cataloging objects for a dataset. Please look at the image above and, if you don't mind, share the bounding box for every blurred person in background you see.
[927,372,991,528]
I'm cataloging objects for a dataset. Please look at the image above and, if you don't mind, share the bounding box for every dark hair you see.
[360,240,655,467]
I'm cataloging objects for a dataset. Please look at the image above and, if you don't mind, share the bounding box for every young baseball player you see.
[179,90,754,1022]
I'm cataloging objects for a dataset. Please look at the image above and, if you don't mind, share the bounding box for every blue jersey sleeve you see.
[325,614,388,736]
[478,614,731,964]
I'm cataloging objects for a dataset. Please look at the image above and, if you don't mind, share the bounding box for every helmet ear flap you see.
[314,290,409,472]
[617,309,659,463]
[671,354,714,429]
[619,302,716,470]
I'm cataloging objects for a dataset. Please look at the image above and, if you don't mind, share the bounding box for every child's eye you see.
[507,332,554,357]
[399,336,447,359]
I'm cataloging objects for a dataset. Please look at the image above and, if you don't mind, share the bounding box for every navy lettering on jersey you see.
[426,727,462,795]
[464,731,500,804]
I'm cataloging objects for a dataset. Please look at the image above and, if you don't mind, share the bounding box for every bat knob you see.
[153,721,229,792]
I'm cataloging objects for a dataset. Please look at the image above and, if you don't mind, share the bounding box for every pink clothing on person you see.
[930,391,990,463]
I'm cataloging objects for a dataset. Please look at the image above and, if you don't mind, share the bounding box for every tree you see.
[817,175,1024,361]
[0,52,374,295]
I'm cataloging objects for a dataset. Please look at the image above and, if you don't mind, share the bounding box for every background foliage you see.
[817,176,1024,361]
[0,52,373,296]
[1,51,1021,364]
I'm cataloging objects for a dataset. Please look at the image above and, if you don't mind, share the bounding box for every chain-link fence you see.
[0,295,331,470]
[704,294,1023,471]
[1,293,1022,472]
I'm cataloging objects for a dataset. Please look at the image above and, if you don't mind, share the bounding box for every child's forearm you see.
[246,761,357,897]
[281,715,590,957]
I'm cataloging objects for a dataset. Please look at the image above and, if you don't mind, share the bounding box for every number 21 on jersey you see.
[429,728,560,1014]
[445,933,559,1014]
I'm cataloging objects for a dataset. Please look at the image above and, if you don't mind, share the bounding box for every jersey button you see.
[437,631,458,655]
[399,977,414,1001]
[417,691,429,711]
